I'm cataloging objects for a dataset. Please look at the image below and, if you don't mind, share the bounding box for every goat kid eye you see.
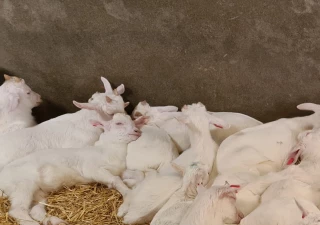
[116,123,123,126]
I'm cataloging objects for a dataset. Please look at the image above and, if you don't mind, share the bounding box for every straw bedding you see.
[0,183,147,225]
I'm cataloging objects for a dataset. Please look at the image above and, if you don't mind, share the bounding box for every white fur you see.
[119,102,227,224]
[237,127,320,224]
[240,198,320,225]
[132,101,262,152]
[0,113,141,225]
[180,183,243,225]
[0,75,42,135]
[216,103,320,177]
[0,77,127,170]
[125,124,179,172]
[150,162,210,225]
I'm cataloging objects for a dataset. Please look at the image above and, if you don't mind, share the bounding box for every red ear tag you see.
[214,124,223,129]
[230,185,240,188]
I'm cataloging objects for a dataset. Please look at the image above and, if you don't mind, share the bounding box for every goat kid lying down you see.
[216,103,320,177]
[118,103,229,224]
[234,127,320,219]
[180,182,243,225]
[0,77,129,170]
[212,103,320,193]
[0,74,42,135]
[0,113,146,225]
[131,100,262,152]
[123,101,228,188]
[240,198,320,225]
[150,162,209,225]
[119,162,210,225]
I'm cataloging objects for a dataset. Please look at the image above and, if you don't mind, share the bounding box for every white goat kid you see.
[0,77,128,170]
[180,182,243,225]
[131,101,262,152]
[132,100,188,152]
[214,103,320,185]
[0,74,42,135]
[123,104,181,187]
[233,127,320,218]
[118,102,229,224]
[119,162,209,225]
[239,198,320,225]
[0,113,144,225]
[150,162,210,225]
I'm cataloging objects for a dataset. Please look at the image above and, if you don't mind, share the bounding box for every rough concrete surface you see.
[0,0,319,123]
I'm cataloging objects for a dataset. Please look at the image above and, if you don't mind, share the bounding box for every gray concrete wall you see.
[1,0,319,123]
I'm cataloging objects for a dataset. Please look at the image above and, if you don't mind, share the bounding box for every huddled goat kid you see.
[238,127,320,225]
[0,74,42,135]
[122,103,181,187]
[0,77,128,170]
[213,103,320,188]
[150,162,210,225]
[131,100,262,152]
[0,113,145,225]
[118,102,229,224]
[180,182,243,225]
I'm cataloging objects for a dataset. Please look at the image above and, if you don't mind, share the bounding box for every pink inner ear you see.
[91,121,102,127]
[230,185,240,188]
[286,150,300,165]
[214,124,223,129]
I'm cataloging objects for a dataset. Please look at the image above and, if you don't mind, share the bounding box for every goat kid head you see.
[1,74,42,112]
[73,77,129,117]
[90,113,148,143]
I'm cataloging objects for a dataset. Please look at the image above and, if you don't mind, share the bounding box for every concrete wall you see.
[1,0,319,123]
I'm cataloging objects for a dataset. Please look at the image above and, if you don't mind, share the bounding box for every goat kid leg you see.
[43,216,68,225]
[117,190,133,218]
[8,184,39,225]
[91,169,130,196]
[30,190,48,222]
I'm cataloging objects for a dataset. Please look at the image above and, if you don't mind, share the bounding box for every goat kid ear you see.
[124,102,130,108]
[73,101,98,111]
[207,113,230,129]
[134,116,149,128]
[7,93,20,111]
[115,84,125,95]
[294,198,309,219]
[286,148,301,166]
[171,162,185,176]
[154,106,179,113]
[89,120,104,129]
[4,74,11,80]
[132,111,143,119]
[101,77,113,94]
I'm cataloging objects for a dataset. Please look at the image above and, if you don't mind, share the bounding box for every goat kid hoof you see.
[117,208,127,218]
[43,216,68,225]
[30,205,46,222]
